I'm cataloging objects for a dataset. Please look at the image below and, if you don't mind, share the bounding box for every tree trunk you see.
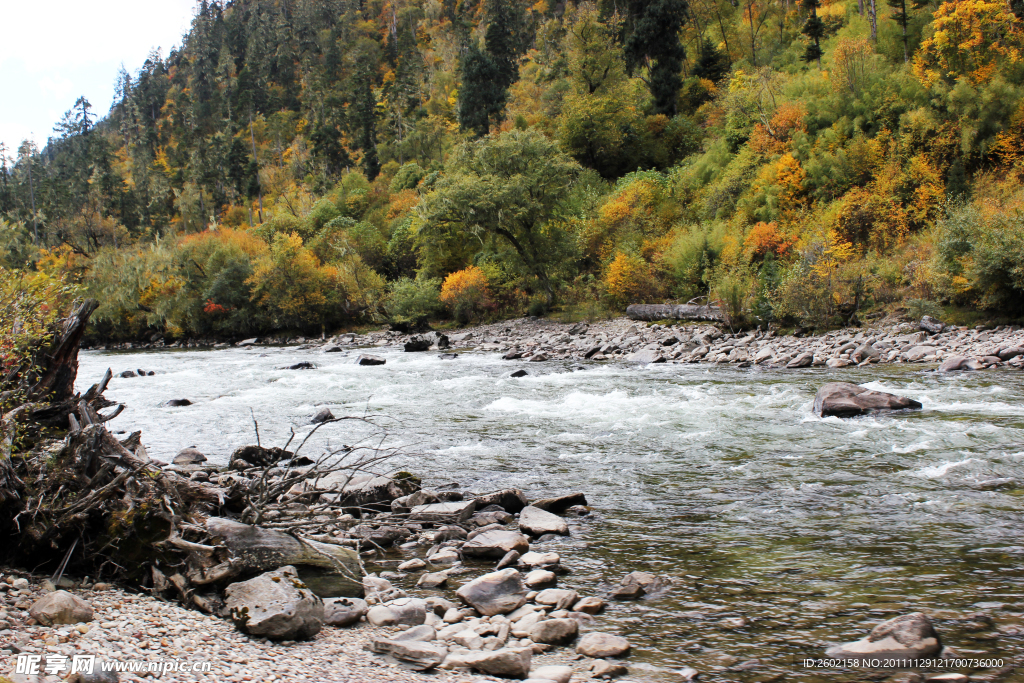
[626,303,724,321]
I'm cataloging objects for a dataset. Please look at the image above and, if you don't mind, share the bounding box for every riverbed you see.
[77,346,1024,682]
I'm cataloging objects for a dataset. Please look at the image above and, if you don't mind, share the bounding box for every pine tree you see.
[624,0,689,116]
[692,39,732,83]
[458,45,507,137]
[801,0,825,68]
[887,0,930,62]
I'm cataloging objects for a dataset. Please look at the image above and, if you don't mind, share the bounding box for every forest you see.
[2,0,1024,340]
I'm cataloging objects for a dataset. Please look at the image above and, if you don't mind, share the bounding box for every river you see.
[77,346,1024,682]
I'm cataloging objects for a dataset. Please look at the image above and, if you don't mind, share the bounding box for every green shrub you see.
[384,277,443,326]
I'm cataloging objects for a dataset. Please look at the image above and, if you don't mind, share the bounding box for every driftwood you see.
[626,303,723,322]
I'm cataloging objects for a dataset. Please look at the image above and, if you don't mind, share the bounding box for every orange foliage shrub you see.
[750,102,806,156]
[440,266,493,321]
[743,222,796,260]
[603,252,656,306]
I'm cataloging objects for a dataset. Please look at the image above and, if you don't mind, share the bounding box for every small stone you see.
[592,659,629,679]
[577,632,631,658]
[394,624,437,642]
[573,596,605,614]
[461,647,533,678]
[366,605,399,626]
[323,597,368,627]
[456,569,528,616]
[531,665,573,683]
[534,588,578,610]
[371,639,447,670]
[519,506,569,537]
[398,558,427,572]
[825,612,942,660]
[418,572,449,589]
[529,618,578,645]
[172,447,206,465]
[524,570,556,588]
[28,590,93,626]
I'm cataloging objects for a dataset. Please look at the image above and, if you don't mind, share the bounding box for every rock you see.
[386,598,428,625]
[609,571,667,600]
[825,612,942,660]
[398,558,427,571]
[456,569,528,616]
[475,489,529,513]
[531,665,573,683]
[393,489,442,513]
[577,632,631,658]
[535,588,579,610]
[529,352,549,362]
[172,447,206,465]
[418,572,449,589]
[511,369,529,378]
[395,624,437,642]
[67,667,119,683]
[524,570,556,588]
[287,361,316,370]
[519,551,560,568]
[463,530,531,559]
[573,596,605,614]
[905,345,938,361]
[496,550,521,570]
[371,638,448,671]
[428,548,461,565]
[165,399,192,407]
[438,352,459,360]
[409,499,477,523]
[529,618,578,645]
[813,382,923,418]
[323,597,368,627]
[920,316,946,334]
[519,506,569,537]
[311,408,335,424]
[461,647,533,679]
[224,566,323,640]
[786,352,814,368]
[404,336,432,352]
[28,590,93,625]
[453,628,485,649]
[826,358,854,368]
[998,346,1024,361]
[318,473,420,512]
[625,349,665,363]
[119,370,137,378]
[530,492,588,514]
[938,356,970,372]
[356,354,386,366]
[366,605,399,626]
[592,660,629,679]
[230,445,292,467]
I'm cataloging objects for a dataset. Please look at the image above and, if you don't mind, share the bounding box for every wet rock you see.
[165,399,192,407]
[530,617,578,645]
[511,369,529,378]
[826,358,854,368]
[371,639,448,671]
[463,530,531,559]
[356,355,386,366]
[392,489,442,513]
[529,352,549,362]
[626,349,665,363]
[225,566,323,640]
[405,336,432,352]
[231,445,292,467]
[418,572,449,589]
[398,558,427,571]
[530,492,588,514]
[438,353,459,360]
[920,316,946,334]
[496,550,521,570]
[519,506,569,537]
[323,597,368,627]
[573,596,605,614]
[524,570,556,588]
[173,447,206,465]
[813,382,922,418]
[939,356,970,372]
[609,571,668,600]
[28,590,93,625]
[475,488,529,514]
[825,612,942,660]
[592,660,629,679]
[410,500,477,523]
[518,551,561,569]
[119,370,137,378]
[311,407,335,424]
[786,352,814,368]
[456,569,528,616]
[287,361,316,370]
[535,588,579,610]
[461,647,533,679]
[577,632,631,658]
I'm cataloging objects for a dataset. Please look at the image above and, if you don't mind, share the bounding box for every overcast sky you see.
[1,0,198,158]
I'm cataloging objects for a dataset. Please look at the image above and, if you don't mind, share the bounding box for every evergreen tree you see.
[887,0,929,62]
[458,45,507,137]
[692,39,732,83]
[801,0,825,68]
[624,0,689,116]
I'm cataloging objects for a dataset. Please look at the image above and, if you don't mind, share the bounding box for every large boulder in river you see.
[173,447,206,465]
[519,505,569,537]
[462,530,531,559]
[456,569,528,616]
[225,566,323,640]
[813,382,922,418]
[474,488,529,513]
[356,354,386,366]
[825,612,942,660]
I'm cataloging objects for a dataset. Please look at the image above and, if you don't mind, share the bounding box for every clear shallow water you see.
[77,347,1024,682]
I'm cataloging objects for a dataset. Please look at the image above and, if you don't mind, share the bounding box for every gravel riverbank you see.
[0,571,595,683]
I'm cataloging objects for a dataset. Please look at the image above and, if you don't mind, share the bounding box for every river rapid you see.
[76,346,1024,682]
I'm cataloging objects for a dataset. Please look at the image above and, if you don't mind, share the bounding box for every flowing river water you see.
[76,346,1024,682]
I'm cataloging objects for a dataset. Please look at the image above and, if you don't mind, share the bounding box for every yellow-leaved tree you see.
[913,0,1022,86]
[440,266,493,323]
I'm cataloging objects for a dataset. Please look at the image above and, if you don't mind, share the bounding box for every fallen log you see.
[626,303,723,322]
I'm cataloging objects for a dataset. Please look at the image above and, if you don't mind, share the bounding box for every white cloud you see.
[0,0,198,152]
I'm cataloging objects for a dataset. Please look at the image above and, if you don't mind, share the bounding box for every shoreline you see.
[88,316,1024,372]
